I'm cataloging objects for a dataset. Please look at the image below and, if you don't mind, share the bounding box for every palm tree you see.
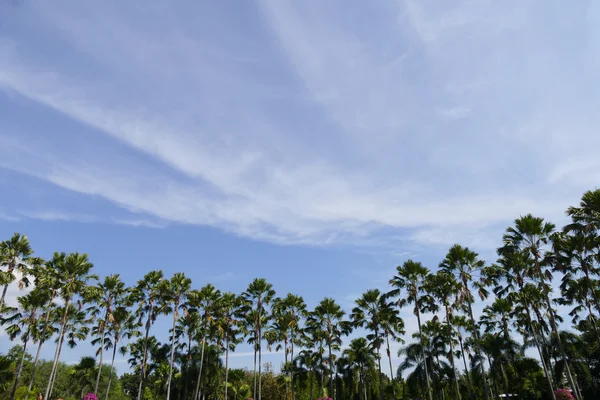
[439,244,491,400]
[388,260,433,400]
[0,289,49,400]
[191,283,222,400]
[44,252,96,400]
[0,233,36,312]
[425,271,462,400]
[379,299,404,399]
[310,297,346,400]
[164,272,192,399]
[130,270,168,400]
[500,214,581,399]
[25,254,62,399]
[279,294,306,400]
[242,278,275,400]
[343,337,377,400]
[71,356,97,399]
[87,274,128,395]
[215,292,244,400]
[174,300,201,400]
[351,289,392,400]
[104,306,140,400]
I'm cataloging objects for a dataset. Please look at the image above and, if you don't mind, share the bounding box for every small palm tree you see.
[215,292,244,400]
[343,337,377,400]
[0,233,37,312]
[104,306,140,400]
[71,356,97,399]
[0,289,50,400]
[164,272,192,399]
[86,274,128,395]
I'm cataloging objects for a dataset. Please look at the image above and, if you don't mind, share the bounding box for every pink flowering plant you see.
[554,389,575,400]
[83,393,98,400]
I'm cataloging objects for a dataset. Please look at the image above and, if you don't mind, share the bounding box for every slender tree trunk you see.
[486,354,500,400]
[284,337,289,400]
[193,334,207,400]
[95,315,108,395]
[544,298,582,400]
[26,338,44,400]
[465,299,490,400]
[224,335,230,400]
[167,305,179,400]
[138,312,154,400]
[105,341,119,400]
[45,299,70,400]
[524,302,556,400]
[290,331,296,400]
[328,342,335,400]
[310,367,314,400]
[415,303,433,400]
[9,339,28,400]
[49,328,67,400]
[182,336,192,400]
[0,264,14,311]
[252,344,257,400]
[444,306,461,400]
[385,332,397,399]
[375,332,383,400]
[458,333,473,400]
[258,326,263,400]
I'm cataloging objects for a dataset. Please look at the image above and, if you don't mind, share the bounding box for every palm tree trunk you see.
[544,297,582,400]
[49,328,67,400]
[385,332,396,399]
[309,367,314,400]
[375,335,383,400]
[193,334,207,400]
[258,327,263,400]
[290,332,296,400]
[224,335,230,400]
[524,302,556,400]
[465,300,490,400]
[458,333,473,400]
[328,343,334,400]
[104,341,119,400]
[284,337,289,400]
[182,336,192,400]
[9,339,28,400]
[138,313,153,400]
[167,307,179,400]
[252,344,257,400]
[0,283,9,312]
[45,299,70,400]
[95,319,108,394]
[444,306,461,400]
[415,304,433,400]
[486,354,500,400]
[26,338,44,400]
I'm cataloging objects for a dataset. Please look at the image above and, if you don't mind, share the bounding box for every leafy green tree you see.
[215,292,244,400]
[0,233,40,313]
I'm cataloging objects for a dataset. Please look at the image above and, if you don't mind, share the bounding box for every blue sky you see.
[1,0,600,373]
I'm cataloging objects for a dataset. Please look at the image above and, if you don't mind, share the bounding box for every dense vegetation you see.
[0,188,599,400]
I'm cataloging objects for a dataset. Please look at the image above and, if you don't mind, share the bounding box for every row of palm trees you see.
[0,188,599,400]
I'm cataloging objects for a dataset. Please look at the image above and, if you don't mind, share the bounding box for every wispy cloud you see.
[0,0,598,252]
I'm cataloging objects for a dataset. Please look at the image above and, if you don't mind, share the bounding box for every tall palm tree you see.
[215,292,244,400]
[439,244,491,400]
[192,283,222,400]
[164,272,192,400]
[104,306,140,400]
[500,214,581,399]
[242,278,275,400]
[310,297,345,400]
[351,289,391,400]
[87,274,128,395]
[388,260,433,400]
[425,271,462,400]
[0,233,36,312]
[0,289,49,400]
[130,270,168,400]
[71,356,97,399]
[44,252,96,400]
[379,299,404,399]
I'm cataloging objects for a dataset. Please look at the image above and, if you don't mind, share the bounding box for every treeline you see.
[0,189,599,400]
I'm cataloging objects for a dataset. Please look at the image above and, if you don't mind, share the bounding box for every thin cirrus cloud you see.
[0,0,599,250]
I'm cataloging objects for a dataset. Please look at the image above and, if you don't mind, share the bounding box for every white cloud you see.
[0,0,598,252]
